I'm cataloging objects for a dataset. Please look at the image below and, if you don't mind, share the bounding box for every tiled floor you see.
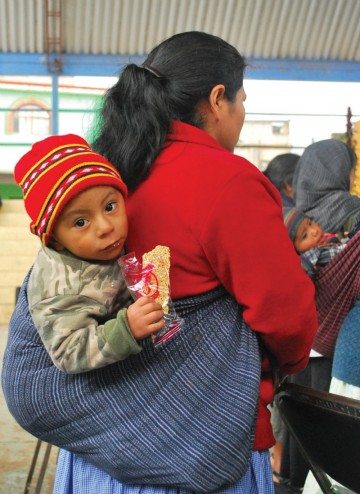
[0,325,58,494]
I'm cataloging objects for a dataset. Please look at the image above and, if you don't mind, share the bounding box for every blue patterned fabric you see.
[332,299,360,387]
[53,450,274,494]
[2,275,261,492]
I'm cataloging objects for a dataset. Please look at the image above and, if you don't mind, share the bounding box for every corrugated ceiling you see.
[1,0,360,61]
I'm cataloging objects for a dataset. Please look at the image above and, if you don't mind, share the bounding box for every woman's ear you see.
[208,84,226,117]
[199,84,228,141]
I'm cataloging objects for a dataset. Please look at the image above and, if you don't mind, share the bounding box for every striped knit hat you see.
[14,134,127,245]
[283,207,307,242]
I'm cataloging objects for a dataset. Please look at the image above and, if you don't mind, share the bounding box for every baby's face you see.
[294,217,325,253]
[52,186,128,262]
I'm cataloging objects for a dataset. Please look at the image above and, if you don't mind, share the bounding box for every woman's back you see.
[126,121,275,298]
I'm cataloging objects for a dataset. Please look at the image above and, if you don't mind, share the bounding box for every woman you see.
[263,153,300,207]
[290,140,360,494]
[294,138,360,235]
[279,138,360,491]
[2,32,317,494]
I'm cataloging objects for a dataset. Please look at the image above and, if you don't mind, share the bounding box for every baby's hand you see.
[126,297,165,340]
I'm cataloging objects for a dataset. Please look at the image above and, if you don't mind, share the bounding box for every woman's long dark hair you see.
[92,31,246,189]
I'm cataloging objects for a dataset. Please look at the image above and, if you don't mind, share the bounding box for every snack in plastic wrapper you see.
[118,246,183,347]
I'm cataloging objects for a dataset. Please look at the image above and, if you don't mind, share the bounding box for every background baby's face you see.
[294,217,325,253]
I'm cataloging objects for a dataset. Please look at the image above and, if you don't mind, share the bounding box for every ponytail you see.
[93,65,171,190]
[92,32,246,190]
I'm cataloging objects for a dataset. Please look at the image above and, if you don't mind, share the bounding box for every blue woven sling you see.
[2,275,261,492]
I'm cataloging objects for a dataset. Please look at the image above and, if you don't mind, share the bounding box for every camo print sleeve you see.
[28,246,141,374]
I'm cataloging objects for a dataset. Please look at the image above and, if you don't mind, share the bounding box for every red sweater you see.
[126,121,318,450]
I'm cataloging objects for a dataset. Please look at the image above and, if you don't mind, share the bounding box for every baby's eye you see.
[105,201,117,212]
[74,218,88,228]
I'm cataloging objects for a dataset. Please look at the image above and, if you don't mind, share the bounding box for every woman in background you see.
[294,139,360,236]
[264,153,300,207]
[279,138,360,492]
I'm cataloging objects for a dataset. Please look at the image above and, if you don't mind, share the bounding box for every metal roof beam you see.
[1,52,360,82]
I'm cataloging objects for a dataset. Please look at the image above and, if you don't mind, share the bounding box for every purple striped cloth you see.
[312,231,360,358]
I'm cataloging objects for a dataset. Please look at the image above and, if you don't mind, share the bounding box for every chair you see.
[276,382,360,494]
[24,439,55,494]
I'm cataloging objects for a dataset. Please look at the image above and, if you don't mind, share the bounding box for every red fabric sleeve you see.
[199,168,318,375]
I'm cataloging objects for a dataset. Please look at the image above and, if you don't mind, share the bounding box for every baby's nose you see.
[97,216,113,235]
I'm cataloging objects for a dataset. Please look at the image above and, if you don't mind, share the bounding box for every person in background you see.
[282,207,348,277]
[294,139,360,237]
[263,153,300,207]
[263,152,305,480]
[2,31,317,494]
[270,204,346,484]
[279,138,360,493]
[283,205,360,358]
[13,134,165,374]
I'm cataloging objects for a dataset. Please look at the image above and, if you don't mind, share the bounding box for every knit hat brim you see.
[14,134,127,245]
[283,207,306,242]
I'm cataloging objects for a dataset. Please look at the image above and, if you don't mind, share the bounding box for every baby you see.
[15,134,165,374]
[283,207,360,359]
[283,207,347,277]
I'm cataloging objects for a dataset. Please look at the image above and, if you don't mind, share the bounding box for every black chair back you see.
[276,382,360,494]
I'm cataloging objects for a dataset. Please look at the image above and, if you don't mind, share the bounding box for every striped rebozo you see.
[2,278,260,492]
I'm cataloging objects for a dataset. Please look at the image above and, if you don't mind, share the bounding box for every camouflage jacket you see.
[28,246,141,374]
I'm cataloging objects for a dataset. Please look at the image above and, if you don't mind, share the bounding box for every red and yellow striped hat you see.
[14,134,127,245]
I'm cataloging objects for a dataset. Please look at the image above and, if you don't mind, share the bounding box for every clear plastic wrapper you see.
[118,247,183,347]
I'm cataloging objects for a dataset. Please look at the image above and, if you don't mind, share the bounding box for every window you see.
[7,100,50,136]
[271,121,289,136]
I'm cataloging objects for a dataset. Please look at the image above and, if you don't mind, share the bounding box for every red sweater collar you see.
[167,120,225,152]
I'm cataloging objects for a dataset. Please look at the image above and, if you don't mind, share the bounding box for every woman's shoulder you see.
[165,123,263,179]
[209,150,278,195]
[188,142,266,183]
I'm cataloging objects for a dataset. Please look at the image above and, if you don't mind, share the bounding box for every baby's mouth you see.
[103,240,121,251]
